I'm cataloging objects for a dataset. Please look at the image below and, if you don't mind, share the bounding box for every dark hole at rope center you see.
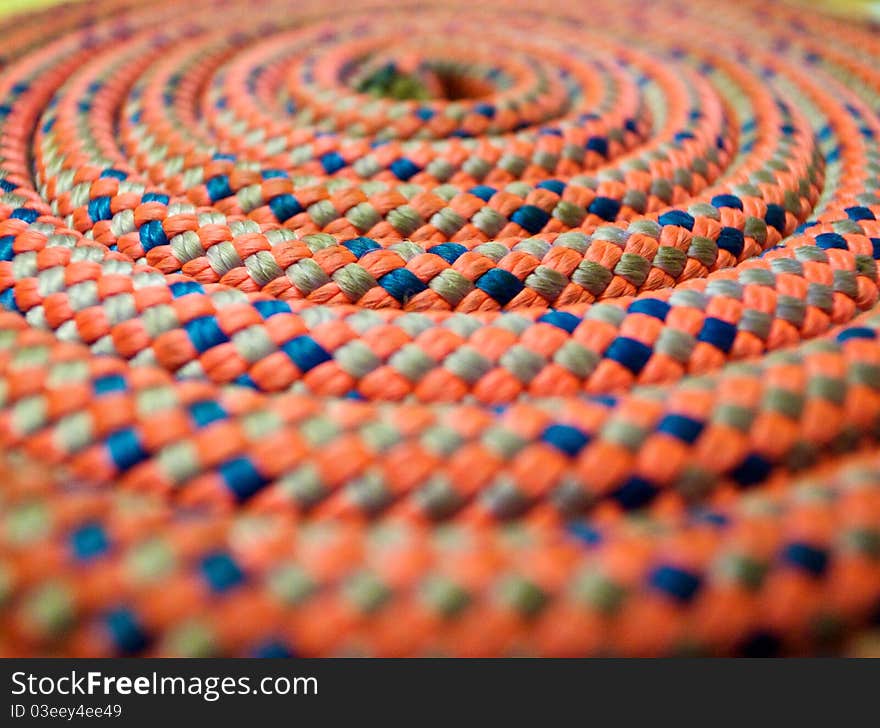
[355,61,493,101]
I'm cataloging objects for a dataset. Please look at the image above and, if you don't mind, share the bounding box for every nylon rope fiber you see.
[2,0,880,656]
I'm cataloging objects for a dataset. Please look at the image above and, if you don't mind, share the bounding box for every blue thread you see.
[649,565,702,602]
[71,522,110,561]
[0,235,14,261]
[586,136,608,156]
[184,316,229,352]
[169,281,203,297]
[253,300,291,318]
[390,157,421,181]
[98,169,126,182]
[107,428,147,470]
[468,185,496,202]
[378,268,427,302]
[10,208,38,223]
[611,476,658,510]
[475,268,524,305]
[268,194,302,222]
[627,298,670,321]
[845,206,875,221]
[567,522,602,547]
[200,552,245,593]
[88,196,112,222]
[541,424,591,456]
[588,196,621,221]
[139,219,167,251]
[730,453,772,487]
[428,242,468,264]
[342,236,381,258]
[536,179,566,195]
[711,194,743,210]
[537,310,581,333]
[783,542,828,576]
[511,204,551,234]
[658,210,695,231]
[220,457,268,501]
[604,337,653,374]
[234,374,258,389]
[251,640,296,658]
[205,175,233,202]
[697,317,737,353]
[104,609,149,654]
[694,509,729,527]
[716,226,745,257]
[837,327,876,342]
[281,336,332,372]
[814,232,847,250]
[657,414,704,444]
[142,192,169,204]
[93,374,127,395]
[189,400,227,427]
[0,288,18,312]
[764,203,786,232]
[320,151,346,174]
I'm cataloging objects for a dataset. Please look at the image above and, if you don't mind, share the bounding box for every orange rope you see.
[1,0,880,656]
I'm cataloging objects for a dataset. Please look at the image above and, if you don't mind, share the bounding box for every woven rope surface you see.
[2,0,880,656]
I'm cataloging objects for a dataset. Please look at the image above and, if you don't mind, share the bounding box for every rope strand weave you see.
[1,0,880,656]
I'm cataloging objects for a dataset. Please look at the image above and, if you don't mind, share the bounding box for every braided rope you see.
[1,0,880,656]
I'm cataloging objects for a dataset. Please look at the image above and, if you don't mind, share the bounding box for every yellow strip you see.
[0,0,85,19]
[810,0,880,18]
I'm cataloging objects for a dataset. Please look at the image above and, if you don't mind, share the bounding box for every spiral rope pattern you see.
[2,0,880,656]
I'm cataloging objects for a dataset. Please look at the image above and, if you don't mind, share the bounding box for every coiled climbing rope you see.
[2,0,880,657]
